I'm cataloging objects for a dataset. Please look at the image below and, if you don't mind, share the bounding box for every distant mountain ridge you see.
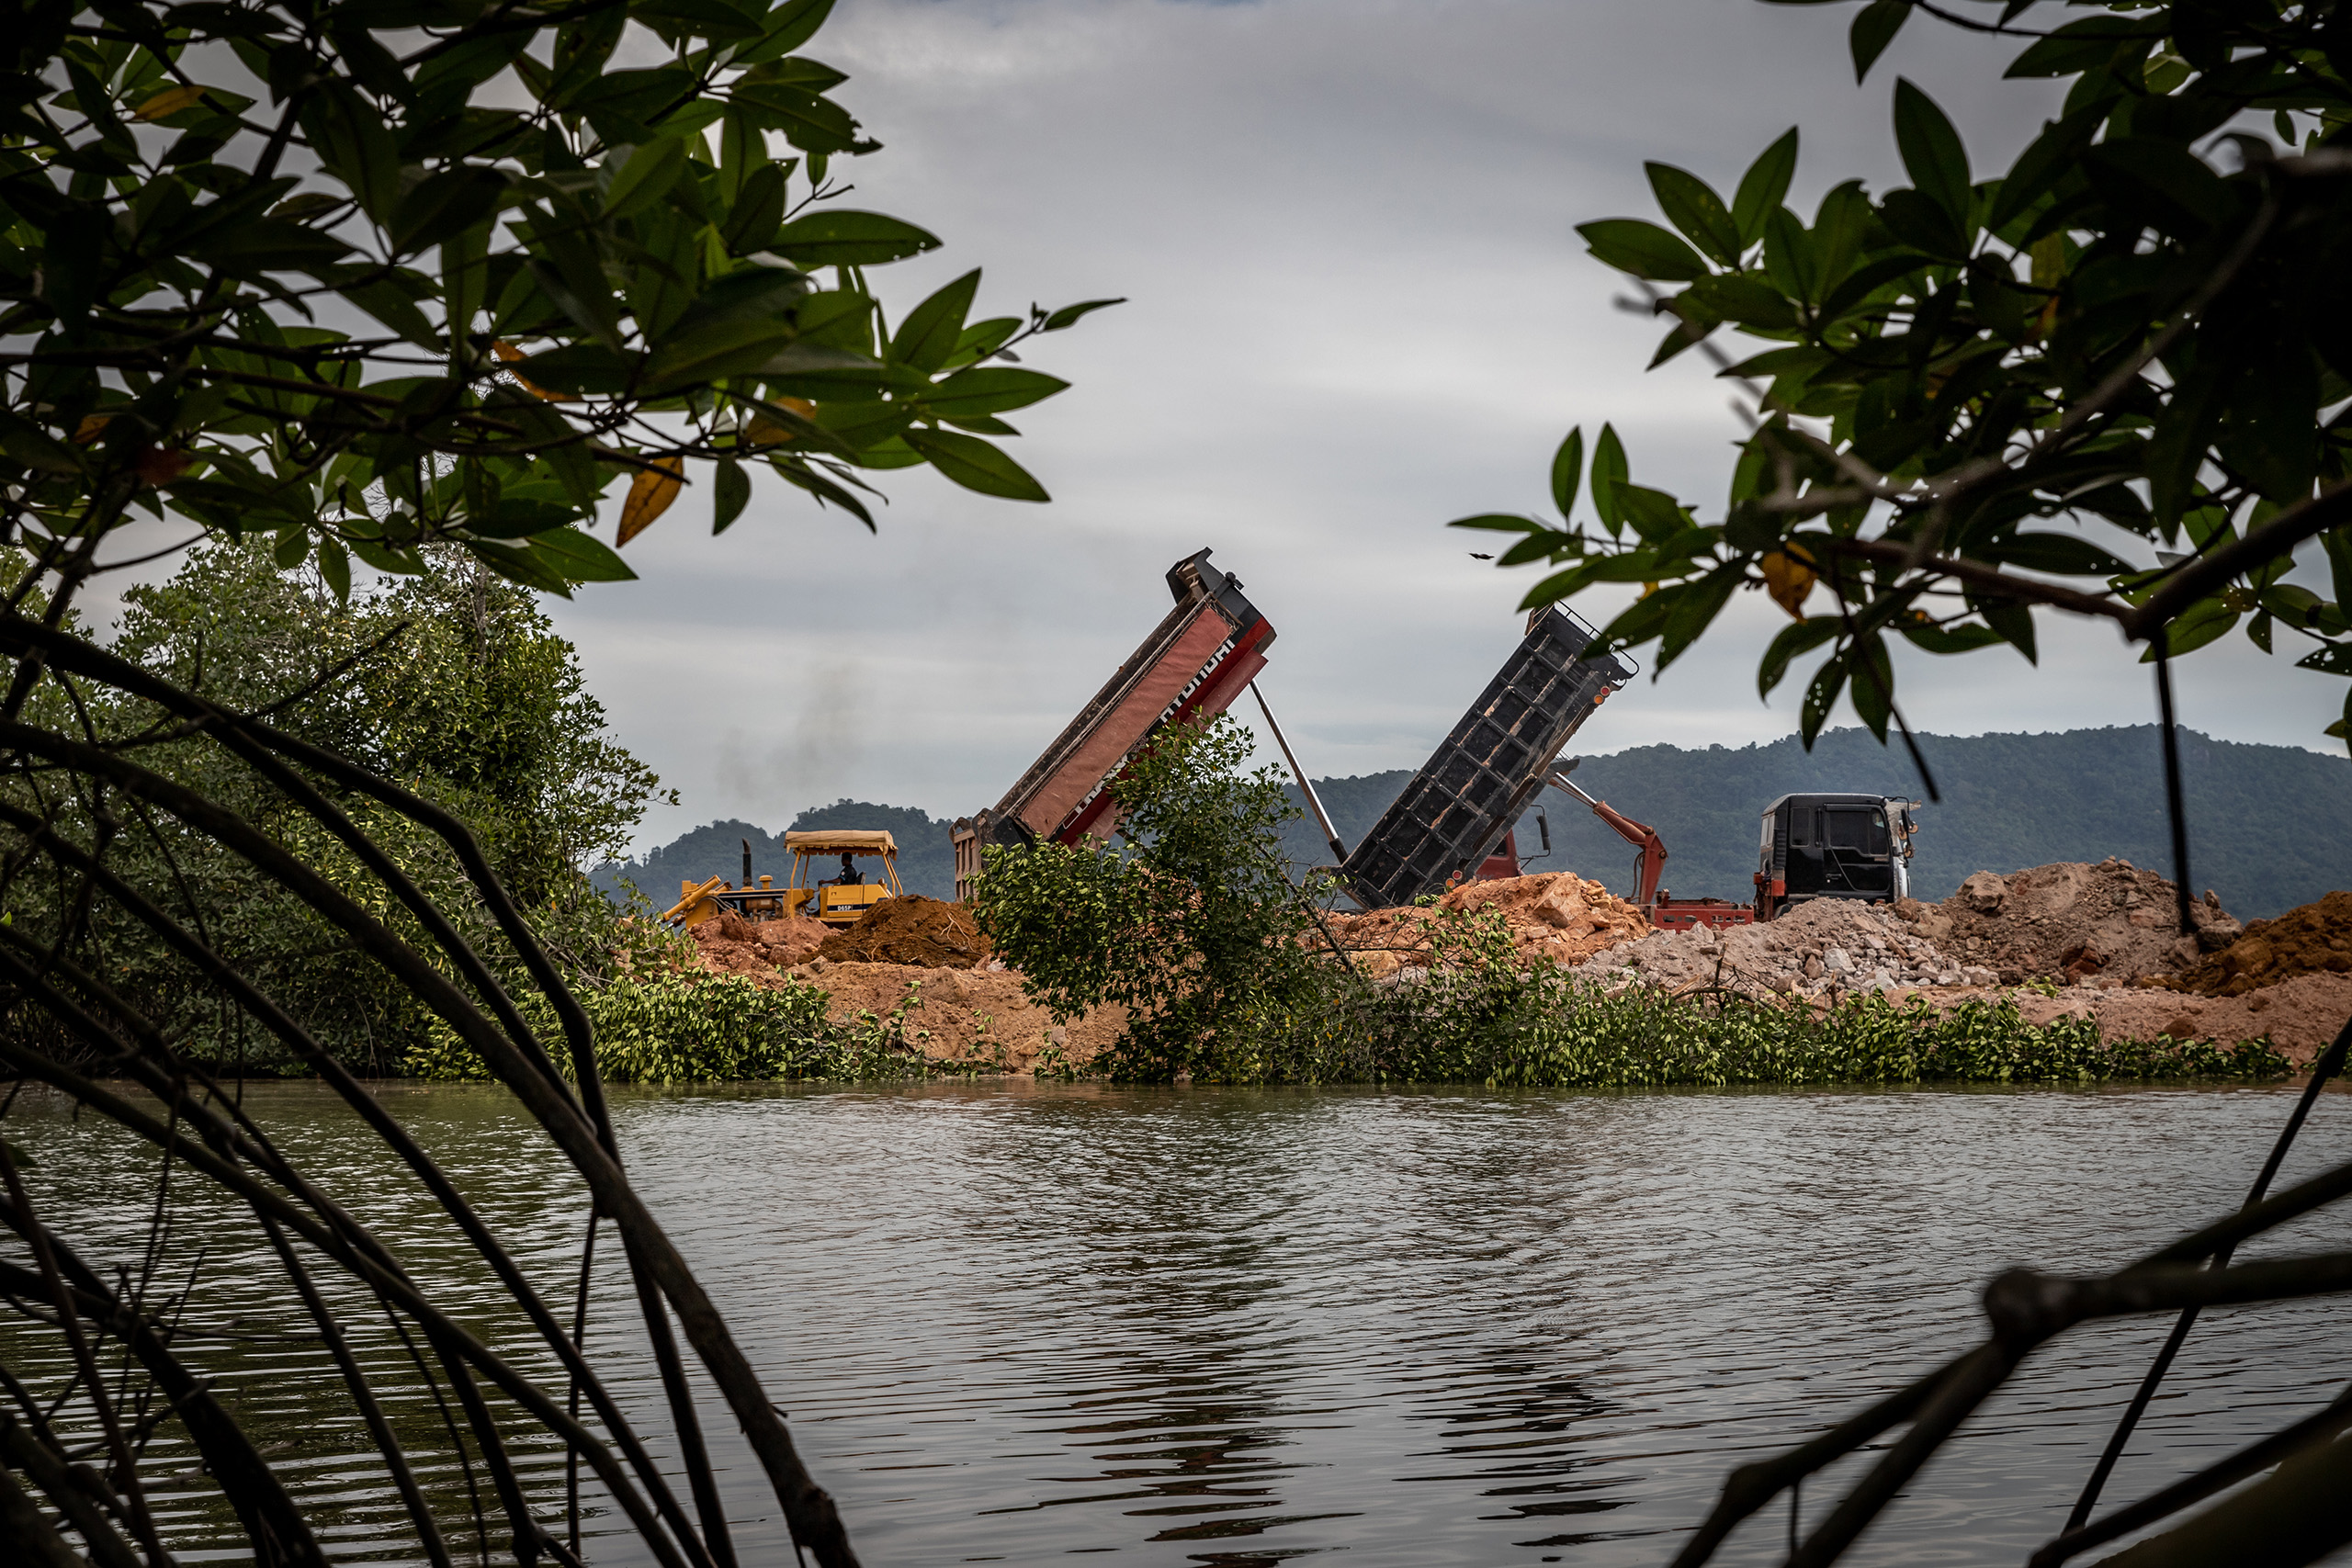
[594,727,2348,921]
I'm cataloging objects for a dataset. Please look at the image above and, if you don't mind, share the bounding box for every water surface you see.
[13,1079,2352,1567]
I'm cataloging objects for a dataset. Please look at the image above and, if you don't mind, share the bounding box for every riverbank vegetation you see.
[1,542,674,1075]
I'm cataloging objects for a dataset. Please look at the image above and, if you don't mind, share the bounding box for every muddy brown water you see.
[9,1079,2352,1567]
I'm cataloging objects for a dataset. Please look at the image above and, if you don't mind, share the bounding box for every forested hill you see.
[1278,726,2348,921]
[595,728,2348,921]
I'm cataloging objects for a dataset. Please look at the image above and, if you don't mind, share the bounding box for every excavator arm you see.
[1549,769,1668,908]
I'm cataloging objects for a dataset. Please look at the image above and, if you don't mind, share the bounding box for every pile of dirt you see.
[1322,872,1649,978]
[681,908,831,979]
[1581,897,1990,998]
[2167,891,2352,997]
[811,895,993,969]
[1998,974,2352,1064]
[786,959,1125,1071]
[1915,860,2241,985]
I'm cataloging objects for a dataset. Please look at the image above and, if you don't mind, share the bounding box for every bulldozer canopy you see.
[784,829,897,856]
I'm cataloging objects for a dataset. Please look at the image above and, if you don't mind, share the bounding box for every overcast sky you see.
[521,0,2342,852]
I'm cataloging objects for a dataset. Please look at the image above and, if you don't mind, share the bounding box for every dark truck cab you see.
[1755,793,1918,919]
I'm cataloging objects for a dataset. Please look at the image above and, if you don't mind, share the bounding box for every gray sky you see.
[528,0,2342,852]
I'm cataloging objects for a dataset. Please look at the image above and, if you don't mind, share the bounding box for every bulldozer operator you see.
[827,852,860,887]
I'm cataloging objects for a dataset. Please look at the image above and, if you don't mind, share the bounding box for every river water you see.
[11,1079,2352,1568]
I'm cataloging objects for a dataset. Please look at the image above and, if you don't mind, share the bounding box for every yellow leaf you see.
[493,340,574,402]
[73,414,112,445]
[1760,550,1816,618]
[135,85,209,120]
[746,398,818,446]
[617,458,684,546]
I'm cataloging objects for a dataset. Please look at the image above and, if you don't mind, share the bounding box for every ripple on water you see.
[10,1079,2352,1567]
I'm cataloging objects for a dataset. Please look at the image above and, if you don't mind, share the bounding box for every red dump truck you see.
[953,549,1273,899]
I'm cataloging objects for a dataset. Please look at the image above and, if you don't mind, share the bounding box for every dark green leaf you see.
[1618,485,1687,544]
[1986,103,2104,233]
[2082,138,2232,235]
[730,82,860,153]
[390,166,512,254]
[1577,219,1709,282]
[604,137,689,220]
[1893,79,1972,230]
[1686,273,1800,330]
[771,209,941,267]
[1732,129,1799,248]
[2143,596,2239,660]
[1849,0,1910,83]
[187,219,353,269]
[2300,641,2352,677]
[890,269,980,372]
[736,0,840,65]
[316,536,351,600]
[514,343,638,394]
[903,428,1048,502]
[713,455,752,532]
[1591,424,1629,536]
[1759,615,1840,696]
[1977,597,2039,662]
[1801,652,1849,746]
[1895,619,2004,655]
[1975,532,2131,575]
[1645,164,1744,266]
[2004,15,2152,79]
[808,400,912,448]
[2325,532,2352,619]
[917,367,1068,420]
[466,536,575,595]
[536,525,637,582]
[721,163,788,254]
[644,318,798,388]
[1550,427,1583,520]
[1761,208,1818,303]
[1042,298,1125,332]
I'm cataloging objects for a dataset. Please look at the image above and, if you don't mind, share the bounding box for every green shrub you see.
[405,970,946,1085]
[1222,904,2290,1089]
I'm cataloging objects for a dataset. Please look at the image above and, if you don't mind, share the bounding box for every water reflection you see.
[9,1080,2352,1567]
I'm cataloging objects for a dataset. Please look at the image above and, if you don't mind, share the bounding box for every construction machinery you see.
[785,830,903,926]
[1332,605,1633,908]
[1754,793,1918,919]
[662,831,902,928]
[954,548,1274,899]
[662,838,799,927]
[1546,762,1754,932]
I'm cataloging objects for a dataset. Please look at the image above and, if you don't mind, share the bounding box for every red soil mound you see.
[1322,872,1648,977]
[812,895,993,969]
[2168,890,2352,997]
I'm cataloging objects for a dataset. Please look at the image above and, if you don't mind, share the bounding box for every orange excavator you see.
[1546,761,1755,932]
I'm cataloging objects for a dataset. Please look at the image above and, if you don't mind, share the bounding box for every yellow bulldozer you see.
[662,830,902,929]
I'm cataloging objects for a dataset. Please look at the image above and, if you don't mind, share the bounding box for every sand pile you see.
[1581,897,1991,998]
[2167,891,2352,997]
[813,895,992,969]
[1916,860,2240,985]
[1323,872,1648,978]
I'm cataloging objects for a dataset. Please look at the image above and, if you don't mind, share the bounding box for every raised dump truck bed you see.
[1339,606,1633,908]
[954,548,1272,898]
